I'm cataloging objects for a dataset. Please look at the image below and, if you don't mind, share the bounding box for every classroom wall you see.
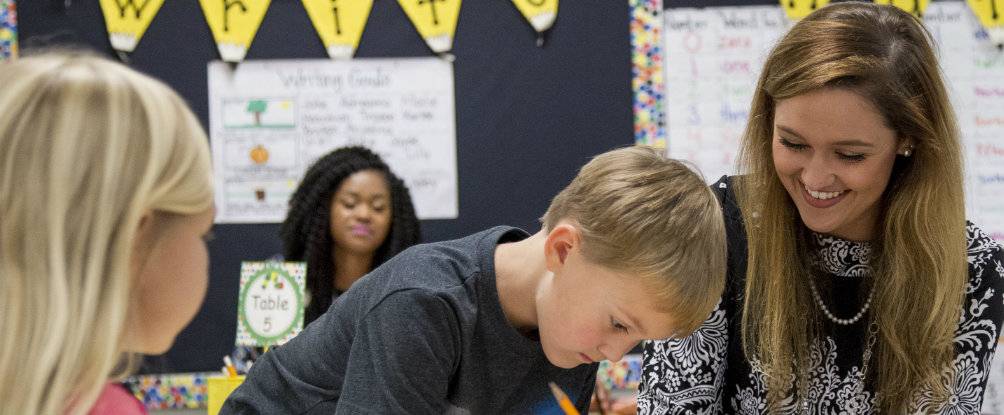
[17,0,634,372]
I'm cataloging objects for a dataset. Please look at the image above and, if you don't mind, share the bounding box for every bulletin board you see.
[16,0,635,372]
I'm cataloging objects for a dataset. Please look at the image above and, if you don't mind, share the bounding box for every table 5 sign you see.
[236,261,306,347]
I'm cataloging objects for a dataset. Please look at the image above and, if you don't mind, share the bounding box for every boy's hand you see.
[589,378,637,415]
[609,396,637,414]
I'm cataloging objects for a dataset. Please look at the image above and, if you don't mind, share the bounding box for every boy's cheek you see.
[565,325,604,350]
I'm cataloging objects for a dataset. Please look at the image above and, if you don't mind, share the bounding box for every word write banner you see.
[663,2,1004,241]
[208,57,458,223]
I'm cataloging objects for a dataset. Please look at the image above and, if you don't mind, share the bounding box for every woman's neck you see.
[332,248,375,293]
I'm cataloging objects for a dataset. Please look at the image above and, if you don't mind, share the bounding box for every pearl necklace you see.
[807,276,875,325]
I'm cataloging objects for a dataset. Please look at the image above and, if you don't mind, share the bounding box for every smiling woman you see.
[640,2,1004,414]
[771,87,903,242]
[281,146,421,324]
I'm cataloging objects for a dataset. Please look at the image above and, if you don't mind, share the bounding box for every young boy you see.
[221,146,726,414]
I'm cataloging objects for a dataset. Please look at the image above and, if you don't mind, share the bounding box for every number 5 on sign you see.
[235,261,306,347]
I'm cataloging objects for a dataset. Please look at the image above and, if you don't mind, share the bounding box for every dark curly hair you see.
[282,146,421,324]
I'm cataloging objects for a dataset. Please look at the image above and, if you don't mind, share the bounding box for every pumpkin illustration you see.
[250,145,269,164]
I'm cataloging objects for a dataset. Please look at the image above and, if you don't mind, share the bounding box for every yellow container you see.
[207,375,245,415]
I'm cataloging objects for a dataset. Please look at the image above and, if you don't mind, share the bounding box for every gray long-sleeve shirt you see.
[221,226,597,414]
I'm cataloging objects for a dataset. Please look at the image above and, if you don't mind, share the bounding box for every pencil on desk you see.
[548,381,581,415]
[223,355,238,378]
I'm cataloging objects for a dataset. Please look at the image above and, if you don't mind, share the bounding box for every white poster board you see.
[663,2,1004,241]
[208,57,458,223]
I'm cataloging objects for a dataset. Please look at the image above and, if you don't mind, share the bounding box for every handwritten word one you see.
[719,60,750,74]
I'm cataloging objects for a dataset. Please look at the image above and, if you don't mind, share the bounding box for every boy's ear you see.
[544,223,580,272]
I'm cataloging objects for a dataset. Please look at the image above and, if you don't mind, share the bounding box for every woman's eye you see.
[779,138,807,150]
[837,152,866,162]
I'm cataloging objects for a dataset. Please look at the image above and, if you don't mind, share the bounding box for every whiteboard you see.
[207,57,458,223]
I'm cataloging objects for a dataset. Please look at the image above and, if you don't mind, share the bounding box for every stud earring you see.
[901,145,914,157]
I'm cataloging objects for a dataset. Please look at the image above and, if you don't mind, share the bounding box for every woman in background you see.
[282,146,421,324]
[640,2,1004,413]
[0,52,214,414]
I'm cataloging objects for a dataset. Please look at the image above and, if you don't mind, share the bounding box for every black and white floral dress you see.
[639,176,1004,414]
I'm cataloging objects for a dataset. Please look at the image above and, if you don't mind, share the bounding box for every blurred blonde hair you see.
[543,145,726,338]
[735,3,965,411]
[0,52,212,415]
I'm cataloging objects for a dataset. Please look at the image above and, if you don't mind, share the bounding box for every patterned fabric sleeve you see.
[911,224,1004,413]
[638,300,730,415]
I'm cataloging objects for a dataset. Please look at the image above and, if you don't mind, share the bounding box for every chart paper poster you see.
[208,57,458,223]
[663,5,790,181]
[662,1,1004,242]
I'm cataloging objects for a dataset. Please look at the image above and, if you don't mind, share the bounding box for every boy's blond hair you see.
[542,146,726,338]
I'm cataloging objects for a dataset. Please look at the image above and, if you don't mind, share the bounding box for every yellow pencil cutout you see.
[548,381,581,415]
